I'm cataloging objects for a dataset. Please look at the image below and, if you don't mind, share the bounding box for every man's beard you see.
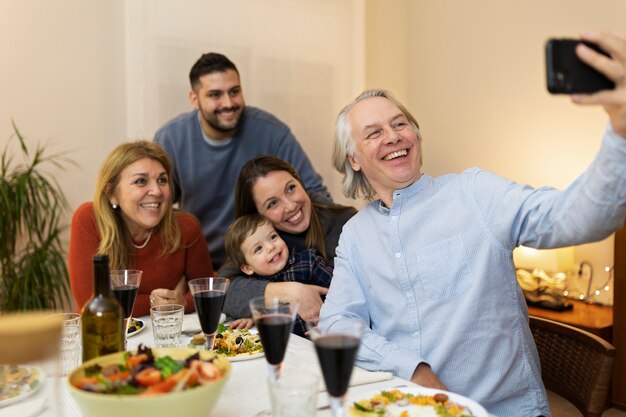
[204,106,244,133]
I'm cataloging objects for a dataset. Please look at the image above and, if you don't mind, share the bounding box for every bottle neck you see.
[93,261,111,296]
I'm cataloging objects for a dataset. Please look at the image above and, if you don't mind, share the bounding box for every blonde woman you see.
[69,141,213,316]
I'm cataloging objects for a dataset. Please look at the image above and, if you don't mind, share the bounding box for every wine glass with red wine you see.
[110,269,143,346]
[188,277,230,350]
[309,319,364,417]
[249,296,298,381]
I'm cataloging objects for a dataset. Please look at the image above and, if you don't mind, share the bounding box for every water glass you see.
[47,312,82,376]
[267,371,319,417]
[150,304,184,347]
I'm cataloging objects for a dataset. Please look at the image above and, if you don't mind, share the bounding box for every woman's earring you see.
[112,203,118,210]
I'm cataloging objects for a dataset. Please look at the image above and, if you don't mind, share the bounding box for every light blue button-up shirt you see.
[320,126,626,417]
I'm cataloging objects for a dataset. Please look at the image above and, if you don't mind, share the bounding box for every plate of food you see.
[349,386,488,417]
[190,324,264,361]
[0,365,44,408]
[126,318,145,337]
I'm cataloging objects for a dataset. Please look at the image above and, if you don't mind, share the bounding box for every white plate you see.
[227,352,264,362]
[126,318,145,338]
[0,395,46,417]
[214,328,263,361]
[349,386,488,417]
[0,366,45,409]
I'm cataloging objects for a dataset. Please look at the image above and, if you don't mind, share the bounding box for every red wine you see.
[256,314,292,365]
[112,285,138,318]
[193,290,225,334]
[314,335,360,397]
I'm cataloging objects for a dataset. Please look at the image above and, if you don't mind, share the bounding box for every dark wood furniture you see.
[613,225,626,408]
[530,316,616,417]
[527,299,613,342]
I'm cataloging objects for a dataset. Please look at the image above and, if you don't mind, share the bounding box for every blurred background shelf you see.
[528,299,613,342]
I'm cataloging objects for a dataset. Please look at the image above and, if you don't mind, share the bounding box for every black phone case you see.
[546,39,615,94]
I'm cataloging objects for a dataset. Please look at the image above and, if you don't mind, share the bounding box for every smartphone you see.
[545,38,615,94]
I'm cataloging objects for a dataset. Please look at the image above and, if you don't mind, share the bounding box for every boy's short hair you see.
[224,214,272,269]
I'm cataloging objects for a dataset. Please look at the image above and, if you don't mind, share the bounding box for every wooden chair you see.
[529,315,616,417]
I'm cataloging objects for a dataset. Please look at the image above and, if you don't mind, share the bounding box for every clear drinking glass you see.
[46,312,81,376]
[150,304,184,347]
[249,296,298,381]
[188,277,230,350]
[268,370,319,417]
[110,269,142,346]
[309,319,364,417]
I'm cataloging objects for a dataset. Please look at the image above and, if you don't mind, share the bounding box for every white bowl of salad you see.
[68,344,230,417]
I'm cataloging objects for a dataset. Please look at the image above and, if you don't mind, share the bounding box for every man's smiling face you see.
[346,96,422,204]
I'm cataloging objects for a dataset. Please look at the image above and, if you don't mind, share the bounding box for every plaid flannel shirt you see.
[261,247,332,337]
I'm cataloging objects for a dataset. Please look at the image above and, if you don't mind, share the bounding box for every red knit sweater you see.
[69,202,213,316]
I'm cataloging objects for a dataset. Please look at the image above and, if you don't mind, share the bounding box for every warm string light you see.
[570,264,614,304]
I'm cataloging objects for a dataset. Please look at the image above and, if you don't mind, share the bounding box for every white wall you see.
[0,0,126,234]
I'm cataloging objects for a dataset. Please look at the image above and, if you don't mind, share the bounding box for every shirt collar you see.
[375,174,431,214]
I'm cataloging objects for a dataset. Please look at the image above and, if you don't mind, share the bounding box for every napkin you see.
[292,362,393,391]
[181,314,201,333]
[181,313,226,334]
[350,367,393,387]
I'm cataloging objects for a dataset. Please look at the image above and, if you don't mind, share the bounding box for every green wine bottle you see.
[81,254,124,362]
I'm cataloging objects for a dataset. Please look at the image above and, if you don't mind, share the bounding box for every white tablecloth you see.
[21,314,409,417]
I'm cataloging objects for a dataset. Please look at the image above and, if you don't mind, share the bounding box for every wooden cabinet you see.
[613,226,626,408]
[528,299,613,342]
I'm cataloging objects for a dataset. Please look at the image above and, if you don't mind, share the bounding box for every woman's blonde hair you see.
[93,140,181,270]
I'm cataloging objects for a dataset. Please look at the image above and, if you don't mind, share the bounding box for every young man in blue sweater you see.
[155,53,330,270]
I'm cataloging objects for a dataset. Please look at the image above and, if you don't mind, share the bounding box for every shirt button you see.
[395,253,401,258]
[406,292,412,299]
[392,216,398,221]
[413,331,419,337]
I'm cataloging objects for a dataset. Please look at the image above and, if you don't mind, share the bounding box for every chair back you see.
[529,315,616,417]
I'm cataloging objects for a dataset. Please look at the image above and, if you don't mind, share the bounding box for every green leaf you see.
[0,121,74,311]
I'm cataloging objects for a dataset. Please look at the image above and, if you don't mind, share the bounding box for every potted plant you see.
[0,121,75,311]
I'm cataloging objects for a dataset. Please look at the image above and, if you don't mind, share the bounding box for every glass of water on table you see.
[150,304,184,347]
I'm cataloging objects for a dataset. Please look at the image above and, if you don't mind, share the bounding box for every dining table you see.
[4,313,494,417]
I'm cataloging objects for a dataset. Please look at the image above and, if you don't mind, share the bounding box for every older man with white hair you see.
[320,30,626,417]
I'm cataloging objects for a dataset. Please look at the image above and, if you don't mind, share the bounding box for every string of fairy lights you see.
[516,263,615,305]
[562,264,614,304]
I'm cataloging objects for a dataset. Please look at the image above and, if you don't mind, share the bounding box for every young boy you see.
[222,213,333,336]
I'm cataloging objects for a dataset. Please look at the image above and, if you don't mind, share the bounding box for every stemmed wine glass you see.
[110,269,143,347]
[309,319,364,417]
[249,296,298,381]
[188,277,230,350]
